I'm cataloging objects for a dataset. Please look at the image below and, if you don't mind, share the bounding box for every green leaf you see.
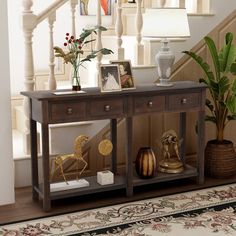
[227,95,236,113]
[100,48,114,55]
[231,77,236,95]
[199,78,209,86]
[205,115,216,123]
[97,25,108,31]
[218,76,230,96]
[84,39,96,44]
[230,62,236,75]
[182,51,214,83]
[227,114,236,121]
[219,32,234,72]
[205,98,214,111]
[204,36,221,81]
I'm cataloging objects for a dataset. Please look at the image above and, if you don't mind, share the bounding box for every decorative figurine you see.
[50,135,89,184]
[98,139,113,156]
[158,129,184,174]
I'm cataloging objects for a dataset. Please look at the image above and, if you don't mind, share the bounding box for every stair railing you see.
[22,0,72,154]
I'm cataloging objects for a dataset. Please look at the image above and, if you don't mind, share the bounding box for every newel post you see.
[22,0,37,154]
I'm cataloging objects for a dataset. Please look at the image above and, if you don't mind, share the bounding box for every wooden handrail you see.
[36,0,68,25]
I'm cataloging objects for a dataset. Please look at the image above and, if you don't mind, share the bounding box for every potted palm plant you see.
[183,32,236,178]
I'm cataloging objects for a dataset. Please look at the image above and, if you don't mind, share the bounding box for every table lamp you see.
[143,8,190,86]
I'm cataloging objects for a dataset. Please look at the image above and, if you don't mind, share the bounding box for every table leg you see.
[30,118,39,201]
[126,117,133,197]
[110,119,117,174]
[41,123,51,212]
[197,110,205,184]
[179,112,186,165]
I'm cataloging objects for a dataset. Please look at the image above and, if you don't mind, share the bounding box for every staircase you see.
[10,0,236,187]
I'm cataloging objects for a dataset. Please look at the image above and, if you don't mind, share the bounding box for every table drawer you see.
[89,99,124,117]
[134,95,165,114]
[168,92,200,110]
[50,102,86,122]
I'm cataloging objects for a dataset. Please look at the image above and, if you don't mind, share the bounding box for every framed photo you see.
[99,64,122,92]
[110,60,135,90]
[80,0,112,15]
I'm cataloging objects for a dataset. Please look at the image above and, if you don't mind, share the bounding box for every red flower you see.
[78,46,82,49]
[65,37,68,40]
[66,33,69,36]
[64,43,67,46]
[68,39,72,43]
[71,36,74,39]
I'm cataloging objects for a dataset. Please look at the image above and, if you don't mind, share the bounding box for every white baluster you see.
[201,0,210,13]
[135,0,144,65]
[115,0,124,60]
[96,0,103,86]
[179,0,186,8]
[48,12,57,90]
[70,0,78,37]
[160,0,167,7]
[22,0,37,154]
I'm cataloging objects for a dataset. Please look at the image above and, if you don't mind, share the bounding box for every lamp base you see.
[155,39,175,87]
[156,82,174,87]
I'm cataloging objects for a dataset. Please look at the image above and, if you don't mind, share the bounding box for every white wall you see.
[0,0,15,205]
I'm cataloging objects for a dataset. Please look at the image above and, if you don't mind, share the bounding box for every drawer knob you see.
[148,101,153,107]
[67,108,73,114]
[104,105,111,111]
[181,98,187,104]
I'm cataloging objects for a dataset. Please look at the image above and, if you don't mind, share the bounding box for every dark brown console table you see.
[22,81,206,211]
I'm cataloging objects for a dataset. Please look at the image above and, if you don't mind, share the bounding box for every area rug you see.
[1,184,236,236]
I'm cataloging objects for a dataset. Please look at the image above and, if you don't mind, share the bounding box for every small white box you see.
[97,170,114,185]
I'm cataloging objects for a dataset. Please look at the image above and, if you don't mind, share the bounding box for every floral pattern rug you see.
[1,184,236,235]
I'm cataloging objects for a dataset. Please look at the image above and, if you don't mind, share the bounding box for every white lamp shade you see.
[143,8,190,38]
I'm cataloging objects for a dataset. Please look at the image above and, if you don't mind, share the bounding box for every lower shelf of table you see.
[50,175,126,200]
[133,164,198,187]
[35,165,198,200]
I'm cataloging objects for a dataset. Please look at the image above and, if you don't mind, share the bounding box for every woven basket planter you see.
[205,140,236,178]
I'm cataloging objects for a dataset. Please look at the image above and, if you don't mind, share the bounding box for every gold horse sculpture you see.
[50,135,89,184]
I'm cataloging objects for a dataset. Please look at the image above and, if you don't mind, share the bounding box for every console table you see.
[22,81,206,211]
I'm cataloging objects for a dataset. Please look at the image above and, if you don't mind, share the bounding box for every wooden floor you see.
[1,176,236,225]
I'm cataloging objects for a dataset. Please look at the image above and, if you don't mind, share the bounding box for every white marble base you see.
[50,179,89,192]
[97,170,114,185]
[53,91,86,95]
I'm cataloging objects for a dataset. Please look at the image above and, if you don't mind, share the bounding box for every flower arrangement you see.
[54,26,113,90]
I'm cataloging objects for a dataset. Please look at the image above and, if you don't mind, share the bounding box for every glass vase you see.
[71,65,81,91]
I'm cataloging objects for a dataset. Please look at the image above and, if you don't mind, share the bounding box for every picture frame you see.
[99,64,122,92]
[80,0,112,16]
[110,60,136,90]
